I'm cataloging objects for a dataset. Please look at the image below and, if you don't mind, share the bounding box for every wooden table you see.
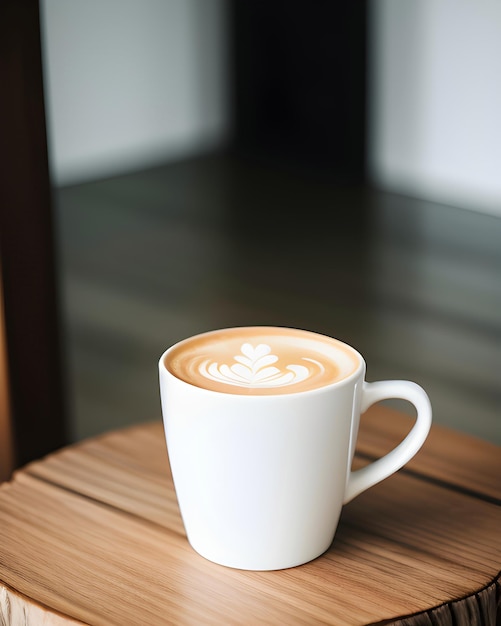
[0,407,499,625]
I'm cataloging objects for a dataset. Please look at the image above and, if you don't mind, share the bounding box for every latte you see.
[164,327,360,395]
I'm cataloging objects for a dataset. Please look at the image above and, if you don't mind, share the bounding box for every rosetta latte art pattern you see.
[199,343,323,388]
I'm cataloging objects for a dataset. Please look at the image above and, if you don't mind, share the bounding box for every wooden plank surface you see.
[0,409,499,625]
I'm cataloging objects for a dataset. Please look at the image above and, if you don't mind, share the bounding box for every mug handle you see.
[344,380,432,504]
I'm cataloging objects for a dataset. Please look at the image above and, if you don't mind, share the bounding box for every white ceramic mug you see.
[158,327,432,571]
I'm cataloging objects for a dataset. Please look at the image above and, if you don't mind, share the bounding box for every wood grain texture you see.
[0,584,84,625]
[0,408,499,625]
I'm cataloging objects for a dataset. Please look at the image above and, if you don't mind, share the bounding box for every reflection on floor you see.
[54,154,501,444]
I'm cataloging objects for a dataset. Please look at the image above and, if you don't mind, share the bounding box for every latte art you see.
[164,327,361,395]
[200,342,322,388]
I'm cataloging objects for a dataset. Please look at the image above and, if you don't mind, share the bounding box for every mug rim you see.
[159,326,366,398]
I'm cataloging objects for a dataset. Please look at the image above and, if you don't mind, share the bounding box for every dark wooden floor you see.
[53,153,501,444]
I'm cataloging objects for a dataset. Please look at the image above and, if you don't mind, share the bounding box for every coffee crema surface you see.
[165,327,360,395]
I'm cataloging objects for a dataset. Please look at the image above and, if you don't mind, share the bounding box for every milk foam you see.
[165,327,360,395]
[200,342,321,388]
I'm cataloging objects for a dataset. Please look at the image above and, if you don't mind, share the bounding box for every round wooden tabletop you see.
[0,406,499,625]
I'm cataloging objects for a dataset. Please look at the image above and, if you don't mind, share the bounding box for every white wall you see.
[41,0,230,187]
[369,0,501,217]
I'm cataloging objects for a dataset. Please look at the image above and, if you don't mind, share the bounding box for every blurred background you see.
[5,0,500,463]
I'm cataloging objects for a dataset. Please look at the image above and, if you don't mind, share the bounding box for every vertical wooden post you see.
[0,0,68,468]
[0,269,14,482]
